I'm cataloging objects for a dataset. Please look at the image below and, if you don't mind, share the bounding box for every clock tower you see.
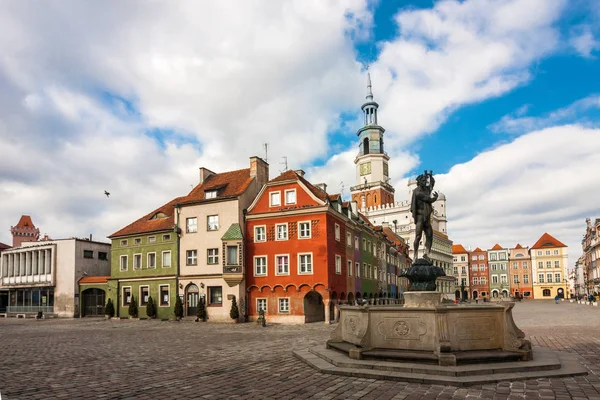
[350,72,395,210]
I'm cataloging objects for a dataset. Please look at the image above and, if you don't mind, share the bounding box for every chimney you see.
[89,234,93,241]
[199,167,216,184]
[315,183,327,193]
[249,156,269,188]
[351,200,358,216]
[294,169,305,178]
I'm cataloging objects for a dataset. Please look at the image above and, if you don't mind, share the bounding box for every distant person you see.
[554,295,559,304]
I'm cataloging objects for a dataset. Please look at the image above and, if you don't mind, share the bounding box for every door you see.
[186,284,199,316]
[83,288,105,317]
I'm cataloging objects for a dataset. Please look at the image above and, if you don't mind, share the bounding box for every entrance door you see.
[186,284,199,316]
[82,288,105,317]
[557,288,564,298]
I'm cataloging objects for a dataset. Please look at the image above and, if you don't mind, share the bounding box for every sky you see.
[1,0,599,270]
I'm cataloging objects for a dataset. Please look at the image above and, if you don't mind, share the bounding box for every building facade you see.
[581,218,599,295]
[452,244,469,300]
[469,247,489,300]
[0,238,110,317]
[508,244,532,299]
[10,215,40,247]
[531,233,569,299]
[488,244,509,298]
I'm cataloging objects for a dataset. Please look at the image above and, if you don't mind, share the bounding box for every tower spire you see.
[366,70,374,101]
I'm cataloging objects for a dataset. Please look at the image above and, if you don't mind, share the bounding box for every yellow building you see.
[530,233,569,299]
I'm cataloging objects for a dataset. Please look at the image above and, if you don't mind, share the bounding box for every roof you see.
[531,232,567,249]
[0,242,11,251]
[15,215,36,228]
[473,247,483,252]
[78,276,110,284]
[491,244,504,250]
[329,193,341,202]
[269,170,328,202]
[452,244,468,254]
[222,223,243,240]
[109,197,183,238]
[179,168,254,205]
[383,227,405,247]
[514,243,523,249]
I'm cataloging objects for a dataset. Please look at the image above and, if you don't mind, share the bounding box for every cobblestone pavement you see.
[1,300,600,400]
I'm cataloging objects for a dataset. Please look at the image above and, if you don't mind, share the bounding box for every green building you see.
[107,197,181,319]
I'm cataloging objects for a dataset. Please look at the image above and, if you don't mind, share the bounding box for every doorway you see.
[186,284,199,316]
[82,288,105,317]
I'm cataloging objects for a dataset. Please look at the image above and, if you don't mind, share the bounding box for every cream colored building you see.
[0,238,111,317]
[176,157,268,322]
[530,233,569,299]
[452,244,469,300]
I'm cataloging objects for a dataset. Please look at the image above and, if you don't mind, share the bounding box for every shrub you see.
[105,298,115,318]
[174,296,184,320]
[230,295,239,320]
[146,296,156,319]
[196,297,207,322]
[128,295,138,318]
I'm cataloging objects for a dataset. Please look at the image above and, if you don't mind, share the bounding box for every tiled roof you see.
[329,193,341,202]
[180,168,254,205]
[222,223,243,240]
[0,242,11,251]
[79,276,110,284]
[109,197,183,238]
[383,227,404,246]
[269,170,328,202]
[473,247,483,252]
[491,244,503,250]
[514,243,523,249]
[15,215,35,228]
[452,244,468,254]
[531,233,567,249]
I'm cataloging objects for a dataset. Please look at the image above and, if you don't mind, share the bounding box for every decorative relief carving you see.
[377,317,427,341]
[394,321,410,336]
[454,317,496,341]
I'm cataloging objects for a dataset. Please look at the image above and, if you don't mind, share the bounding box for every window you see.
[553,250,559,255]
[368,264,372,279]
[490,254,497,261]
[299,222,311,239]
[499,253,506,260]
[159,285,170,306]
[335,224,340,241]
[492,276,498,284]
[461,266,466,274]
[363,263,367,278]
[207,215,219,231]
[140,286,149,306]
[513,275,519,283]
[501,275,507,284]
[363,238,366,251]
[471,265,478,271]
[480,277,486,285]
[134,254,142,270]
[491,264,497,271]
[186,217,197,233]
[284,189,296,204]
[538,262,543,269]
[120,239,128,246]
[254,256,267,276]
[98,252,108,260]
[207,249,219,265]
[473,277,479,285]
[554,261,560,268]
[257,298,267,313]
[460,256,466,262]
[186,250,198,265]
[134,238,141,245]
[299,253,313,274]
[83,250,94,259]
[555,273,561,283]
[162,251,171,268]
[148,236,156,243]
[335,255,341,275]
[208,286,222,305]
[513,262,518,269]
[346,233,352,247]
[356,262,360,278]
[226,246,238,265]
[123,287,132,306]
[147,253,156,269]
[163,234,171,241]
[355,236,359,250]
[523,275,529,283]
[205,190,217,199]
[278,298,290,313]
[269,191,281,207]
[348,260,352,276]
[276,224,288,240]
[254,226,266,242]
[480,264,486,271]
[538,274,544,283]
[453,267,458,275]
[537,251,542,256]
[478,255,484,260]
[472,255,477,261]
[120,255,128,271]
[367,241,371,253]
[523,262,528,268]
[545,250,550,255]
[543,288,551,297]
[501,263,506,271]
[276,255,289,275]
[461,278,467,286]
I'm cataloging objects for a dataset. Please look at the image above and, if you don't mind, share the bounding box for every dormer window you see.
[150,212,168,220]
[205,190,217,199]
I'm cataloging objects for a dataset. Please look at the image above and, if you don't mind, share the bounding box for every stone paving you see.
[1,300,600,399]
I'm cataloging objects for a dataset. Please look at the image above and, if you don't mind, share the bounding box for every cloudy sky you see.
[1,0,598,269]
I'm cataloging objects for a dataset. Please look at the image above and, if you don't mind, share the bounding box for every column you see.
[48,249,53,275]
[334,300,340,322]
[45,249,50,275]
[323,299,331,325]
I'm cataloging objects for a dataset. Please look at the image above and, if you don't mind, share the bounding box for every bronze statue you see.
[411,170,438,260]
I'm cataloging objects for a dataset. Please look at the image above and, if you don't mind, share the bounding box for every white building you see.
[0,238,111,317]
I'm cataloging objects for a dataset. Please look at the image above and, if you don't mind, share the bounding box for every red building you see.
[245,170,408,324]
[469,247,489,300]
[10,215,40,247]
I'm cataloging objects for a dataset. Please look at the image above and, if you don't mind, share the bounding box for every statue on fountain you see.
[402,170,445,291]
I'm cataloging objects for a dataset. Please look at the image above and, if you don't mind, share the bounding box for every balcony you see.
[223,265,244,287]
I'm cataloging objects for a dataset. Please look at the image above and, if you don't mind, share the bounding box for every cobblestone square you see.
[1,300,600,399]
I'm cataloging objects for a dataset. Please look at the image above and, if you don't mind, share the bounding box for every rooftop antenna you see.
[264,143,269,163]
[279,156,288,173]
[340,181,345,199]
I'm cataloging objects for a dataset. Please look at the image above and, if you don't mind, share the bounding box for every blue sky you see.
[0,0,599,269]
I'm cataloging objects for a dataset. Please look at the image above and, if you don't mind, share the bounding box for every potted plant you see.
[196,297,207,322]
[230,295,239,322]
[128,295,138,319]
[174,296,184,321]
[105,298,115,319]
[146,296,156,319]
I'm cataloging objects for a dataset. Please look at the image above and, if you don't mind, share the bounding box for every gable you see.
[248,181,324,215]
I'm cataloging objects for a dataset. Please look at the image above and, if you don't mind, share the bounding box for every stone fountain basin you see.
[329,292,531,366]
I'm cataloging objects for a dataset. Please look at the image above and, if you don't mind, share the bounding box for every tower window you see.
[363,138,369,155]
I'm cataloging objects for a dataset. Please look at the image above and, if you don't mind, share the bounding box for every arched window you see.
[363,138,369,155]
[542,289,551,297]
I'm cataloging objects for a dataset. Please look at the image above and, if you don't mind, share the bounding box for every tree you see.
[174,296,184,320]
[146,296,156,319]
[105,298,115,318]
[128,295,138,318]
[196,297,207,322]
[230,295,239,320]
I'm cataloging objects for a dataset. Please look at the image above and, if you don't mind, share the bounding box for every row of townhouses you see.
[573,218,600,296]
[451,235,570,300]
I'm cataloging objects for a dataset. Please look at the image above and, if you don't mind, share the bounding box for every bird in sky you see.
[104,190,110,197]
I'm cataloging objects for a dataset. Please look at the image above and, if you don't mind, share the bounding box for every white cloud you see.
[569,24,599,58]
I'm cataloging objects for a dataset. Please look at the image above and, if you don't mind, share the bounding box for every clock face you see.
[360,162,371,176]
